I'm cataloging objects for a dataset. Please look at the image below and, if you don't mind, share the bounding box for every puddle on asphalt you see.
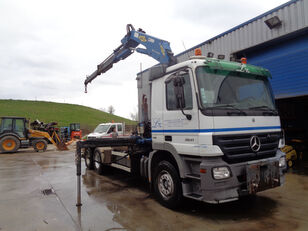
[79,169,300,231]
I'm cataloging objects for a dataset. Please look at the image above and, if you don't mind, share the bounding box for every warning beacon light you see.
[241,57,247,64]
[195,48,202,56]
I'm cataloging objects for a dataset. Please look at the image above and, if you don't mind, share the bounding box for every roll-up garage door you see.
[246,33,308,99]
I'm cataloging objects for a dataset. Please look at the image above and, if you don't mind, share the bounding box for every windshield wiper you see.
[249,106,278,115]
[211,104,247,115]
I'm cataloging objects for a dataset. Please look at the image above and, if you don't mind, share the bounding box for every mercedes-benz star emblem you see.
[250,136,261,152]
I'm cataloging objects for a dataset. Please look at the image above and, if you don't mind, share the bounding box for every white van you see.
[87,123,125,139]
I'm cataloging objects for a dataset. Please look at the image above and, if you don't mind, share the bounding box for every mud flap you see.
[247,161,280,194]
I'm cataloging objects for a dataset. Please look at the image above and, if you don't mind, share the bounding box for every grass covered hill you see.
[0,99,135,132]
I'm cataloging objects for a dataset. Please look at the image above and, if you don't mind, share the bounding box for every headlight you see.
[279,156,286,168]
[212,167,231,179]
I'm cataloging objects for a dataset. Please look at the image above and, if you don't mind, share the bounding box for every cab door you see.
[14,118,26,138]
[117,124,123,136]
[162,69,200,155]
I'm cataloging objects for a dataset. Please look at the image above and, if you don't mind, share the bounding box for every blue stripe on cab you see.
[152,126,281,133]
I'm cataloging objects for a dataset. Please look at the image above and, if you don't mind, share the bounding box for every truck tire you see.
[84,148,94,170]
[153,160,182,209]
[0,136,20,153]
[94,149,104,175]
[93,148,112,175]
[33,139,48,152]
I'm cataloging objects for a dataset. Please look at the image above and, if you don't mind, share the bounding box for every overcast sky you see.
[0,0,288,119]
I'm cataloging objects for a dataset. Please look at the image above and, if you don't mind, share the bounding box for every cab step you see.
[185,173,201,180]
[184,193,203,201]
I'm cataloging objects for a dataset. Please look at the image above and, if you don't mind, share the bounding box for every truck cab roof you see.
[139,56,271,82]
[1,116,26,120]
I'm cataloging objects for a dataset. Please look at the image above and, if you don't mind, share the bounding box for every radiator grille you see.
[213,132,280,163]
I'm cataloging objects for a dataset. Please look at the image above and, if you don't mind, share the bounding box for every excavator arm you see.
[28,129,68,150]
[84,24,176,92]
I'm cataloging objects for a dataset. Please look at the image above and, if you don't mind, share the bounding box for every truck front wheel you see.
[153,160,182,209]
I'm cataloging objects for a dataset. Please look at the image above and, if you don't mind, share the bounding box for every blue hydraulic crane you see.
[84,24,176,92]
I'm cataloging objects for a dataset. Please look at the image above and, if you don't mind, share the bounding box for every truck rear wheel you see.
[94,149,105,175]
[153,160,182,209]
[0,136,20,153]
[33,139,47,152]
[84,148,94,170]
[93,148,112,175]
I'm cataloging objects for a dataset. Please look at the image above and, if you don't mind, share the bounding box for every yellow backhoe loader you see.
[0,116,68,153]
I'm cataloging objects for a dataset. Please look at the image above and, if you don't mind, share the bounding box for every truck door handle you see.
[165,136,172,141]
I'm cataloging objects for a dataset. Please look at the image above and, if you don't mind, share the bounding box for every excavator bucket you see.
[50,130,69,151]
[29,129,70,151]
[56,142,69,151]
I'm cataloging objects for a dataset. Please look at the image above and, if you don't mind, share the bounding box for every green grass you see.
[0,99,135,132]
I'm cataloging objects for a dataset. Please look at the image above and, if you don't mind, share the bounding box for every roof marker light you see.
[241,57,247,64]
[195,48,202,56]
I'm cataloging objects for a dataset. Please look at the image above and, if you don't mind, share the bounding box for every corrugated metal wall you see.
[177,0,308,62]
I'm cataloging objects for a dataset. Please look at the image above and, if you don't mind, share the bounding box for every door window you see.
[14,119,25,137]
[1,118,13,132]
[107,125,116,134]
[166,71,193,110]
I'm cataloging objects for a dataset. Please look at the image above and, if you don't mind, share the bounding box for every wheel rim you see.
[94,151,100,169]
[36,142,45,150]
[158,170,174,200]
[2,139,16,151]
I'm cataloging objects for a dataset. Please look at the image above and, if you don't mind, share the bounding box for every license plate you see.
[246,161,280,194]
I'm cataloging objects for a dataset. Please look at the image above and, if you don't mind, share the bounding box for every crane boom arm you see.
[84,24,176,92]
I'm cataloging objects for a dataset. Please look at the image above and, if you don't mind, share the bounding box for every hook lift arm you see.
[84,24,176,93]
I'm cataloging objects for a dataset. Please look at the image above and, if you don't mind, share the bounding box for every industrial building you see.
[177,0,308,155]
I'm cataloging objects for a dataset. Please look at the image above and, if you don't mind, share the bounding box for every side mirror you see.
[173,76,186,109]
[173,76,192,120]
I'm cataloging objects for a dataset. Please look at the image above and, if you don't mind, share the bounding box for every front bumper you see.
[198,150,286,203]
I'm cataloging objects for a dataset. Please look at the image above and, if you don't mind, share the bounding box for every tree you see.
[108,105,115,114]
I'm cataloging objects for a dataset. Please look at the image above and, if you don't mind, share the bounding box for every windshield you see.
[93,124,110,133]
[71,123,80,130]
[196,66,276,114]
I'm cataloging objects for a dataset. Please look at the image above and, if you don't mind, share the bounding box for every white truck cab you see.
[137,56,286,205]
[87,123,124,139]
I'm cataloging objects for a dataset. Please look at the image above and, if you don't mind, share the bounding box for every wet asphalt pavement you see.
[1,147,308,231]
